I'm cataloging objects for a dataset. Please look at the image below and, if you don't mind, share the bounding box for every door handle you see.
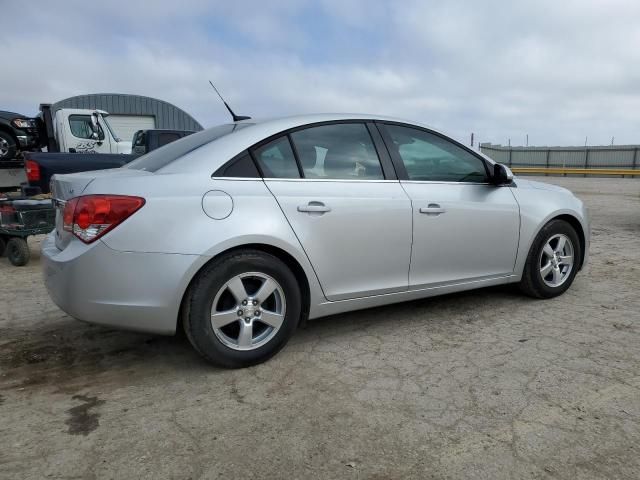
[297,202,331,214]
[419,204,446,215]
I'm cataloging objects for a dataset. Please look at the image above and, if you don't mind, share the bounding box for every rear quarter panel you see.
[85,173,326,314]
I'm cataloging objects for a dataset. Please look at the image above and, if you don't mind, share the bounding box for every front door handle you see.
[419,204,446,215]
[297,202,331,214]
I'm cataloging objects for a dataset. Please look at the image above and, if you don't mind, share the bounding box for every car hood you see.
[0,110,31,121]
[515,178,573,195]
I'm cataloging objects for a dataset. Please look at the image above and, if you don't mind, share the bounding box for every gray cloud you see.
[1,0,638,145]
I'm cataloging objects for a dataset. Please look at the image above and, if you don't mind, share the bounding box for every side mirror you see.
[492,163,514,185]
[90,112,99,130]
[90,132,99,140]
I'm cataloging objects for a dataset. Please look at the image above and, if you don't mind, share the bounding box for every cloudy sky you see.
[2,0,639,146]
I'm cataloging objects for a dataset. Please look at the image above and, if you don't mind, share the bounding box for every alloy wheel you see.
[539,233,574,288]
[210,272,286,351]
[0,138,9,158]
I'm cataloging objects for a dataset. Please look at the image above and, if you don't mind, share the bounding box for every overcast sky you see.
[2,0,639,146]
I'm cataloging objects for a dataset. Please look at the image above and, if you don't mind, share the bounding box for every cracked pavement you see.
[1,176,639,479]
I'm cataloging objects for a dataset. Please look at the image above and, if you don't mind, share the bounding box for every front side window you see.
[290,123,384,180]
[385,125,488,183]
[253,136,300,178]
[69,115,104,140]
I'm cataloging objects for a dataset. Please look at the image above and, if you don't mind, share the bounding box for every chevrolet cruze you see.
[42,114,589,367]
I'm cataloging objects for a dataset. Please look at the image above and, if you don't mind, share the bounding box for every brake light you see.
[62,195,145,243]
[25,160,40,182]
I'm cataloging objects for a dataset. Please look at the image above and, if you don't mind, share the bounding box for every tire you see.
[519,219,581,298]
[6,237,30,266]
[0,236,6,257]
[183,249,301,368]
[0,131,18,161]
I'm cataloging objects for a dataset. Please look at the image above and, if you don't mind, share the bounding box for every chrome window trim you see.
[211,177,264,182]
[400,180,492,186]
[261,178,399,183]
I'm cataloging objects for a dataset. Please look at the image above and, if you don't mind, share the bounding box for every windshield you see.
[125,123,253,172]
[101,115,121,142]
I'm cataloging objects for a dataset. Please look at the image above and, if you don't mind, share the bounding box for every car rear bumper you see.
[41,232,202,335]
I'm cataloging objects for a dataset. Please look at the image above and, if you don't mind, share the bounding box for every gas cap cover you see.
[202,190,233,220]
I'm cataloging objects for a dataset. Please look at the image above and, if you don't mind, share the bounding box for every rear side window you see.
[290,123,384,180]
[126,123,252,172]
[253,137,300,178]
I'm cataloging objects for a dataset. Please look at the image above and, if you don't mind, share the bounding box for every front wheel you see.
[183,250,301,368]
[519,219,581,298]
[0,131,17,161]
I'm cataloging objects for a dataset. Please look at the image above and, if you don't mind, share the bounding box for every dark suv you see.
[0,111,40,162]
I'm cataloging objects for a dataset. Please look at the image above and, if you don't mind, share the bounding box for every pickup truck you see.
[23,128,195,194]
[0,110,40,162]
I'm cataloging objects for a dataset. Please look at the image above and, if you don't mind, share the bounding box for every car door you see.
[66,114,112,154]
[255,122,412,301]
[378,122,520,288]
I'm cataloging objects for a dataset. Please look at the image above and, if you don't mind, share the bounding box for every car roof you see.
[238,112,439,132]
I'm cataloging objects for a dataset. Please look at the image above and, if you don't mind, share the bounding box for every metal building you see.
[52,93,203,142]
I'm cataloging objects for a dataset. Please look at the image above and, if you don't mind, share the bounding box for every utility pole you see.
[611,136,614,146]
[470,132,474,147]
[584,136,587,147]
[508,138,511,147]
[526,134,529,147]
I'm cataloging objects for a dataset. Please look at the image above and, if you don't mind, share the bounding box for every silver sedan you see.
[42,114,589,367]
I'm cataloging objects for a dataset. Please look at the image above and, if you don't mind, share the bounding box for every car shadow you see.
[0,284,525,392]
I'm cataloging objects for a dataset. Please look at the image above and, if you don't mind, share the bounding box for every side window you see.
[290,123,384,180]
[385,125,488,183]
[69,115,104,140]
[253,136,300,178]
[157,132,181,147]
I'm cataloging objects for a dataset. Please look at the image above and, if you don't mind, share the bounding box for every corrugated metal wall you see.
[480,144,640,170]
[51,93,203,131]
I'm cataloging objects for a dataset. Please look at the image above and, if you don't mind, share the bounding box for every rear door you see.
[378,123,520,288]
[256,122,412,301]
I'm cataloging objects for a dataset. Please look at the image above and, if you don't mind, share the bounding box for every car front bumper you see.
[16,130,39,149]
[41,232,203,335]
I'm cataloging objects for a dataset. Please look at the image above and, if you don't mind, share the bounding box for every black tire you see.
[0,131,18,161]
[183,249,301,368]
[0,236,6,257]
[6,237,30,266]
[519,219,581,298]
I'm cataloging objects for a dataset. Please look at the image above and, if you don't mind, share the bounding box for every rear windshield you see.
[126,123,252,172]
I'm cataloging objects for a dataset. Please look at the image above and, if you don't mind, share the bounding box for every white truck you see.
[0,106,132,190]
[46,107,132,154]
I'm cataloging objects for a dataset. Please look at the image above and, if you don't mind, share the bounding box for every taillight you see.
[62,195,145,243]
[25,160,40,182]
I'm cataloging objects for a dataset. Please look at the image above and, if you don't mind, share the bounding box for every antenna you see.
[208,81,251,122]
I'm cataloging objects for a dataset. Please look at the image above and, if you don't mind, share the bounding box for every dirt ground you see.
[1,176,639,479]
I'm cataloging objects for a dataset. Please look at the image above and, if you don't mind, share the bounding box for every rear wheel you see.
[519,219,581,298]
[0,131,17,161]
[6,237,30,266]
[183,250,301,368]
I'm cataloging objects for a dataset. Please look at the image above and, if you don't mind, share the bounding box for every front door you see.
[254,122,413,301]
[66,114,112,154]
[379,123,520,288]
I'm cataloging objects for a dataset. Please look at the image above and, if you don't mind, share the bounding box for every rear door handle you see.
[297,202,331,214]
[419,204,446,215]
